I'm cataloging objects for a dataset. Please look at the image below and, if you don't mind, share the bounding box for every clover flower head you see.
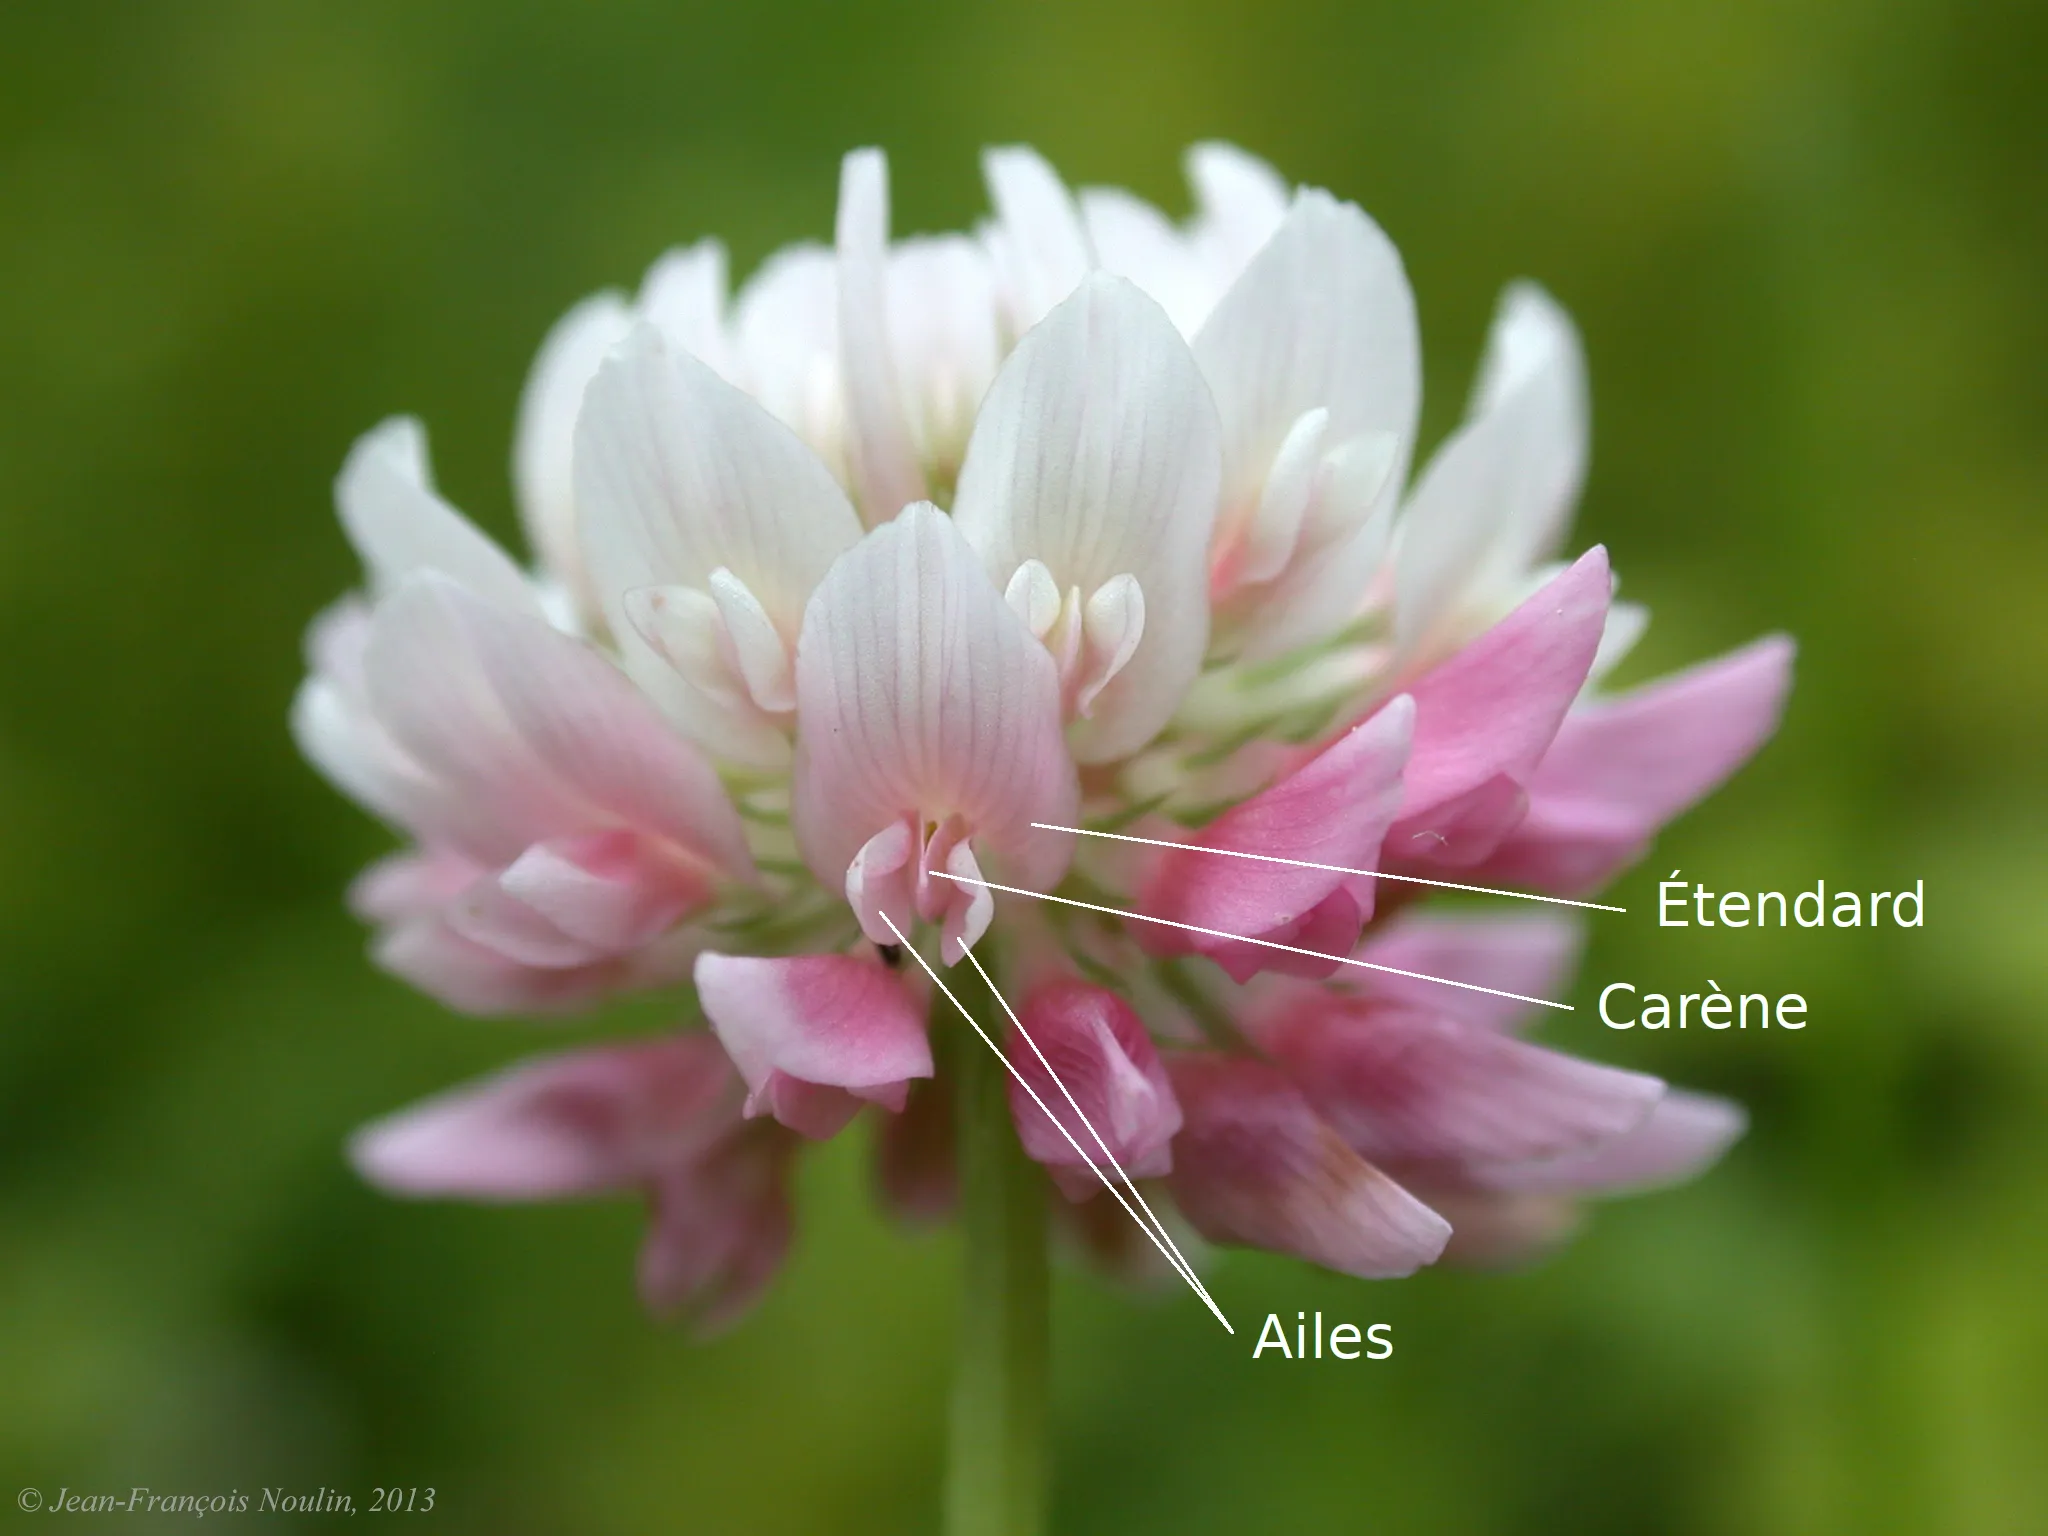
[297,142,1791,1331]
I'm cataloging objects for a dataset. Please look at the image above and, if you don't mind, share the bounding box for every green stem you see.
[944,978,1050,1536]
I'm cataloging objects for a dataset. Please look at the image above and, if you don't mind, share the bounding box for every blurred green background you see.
[2,0,2043,1530]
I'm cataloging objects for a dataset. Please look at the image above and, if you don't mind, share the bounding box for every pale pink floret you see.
[1475,1087,1749,1197]
[297,574,752,1014]
[1251,991,1664,1169]
[1164,1055,1451,1279]
[349,1035,795,1330]
[1395,1090,1750,1266]
[1473,635,1796,894]
[694,951,934,1140]
[1351,909,1586,1032]
[790,503,1078,963]
[1137,696,1414,981]
[1005,979,1183,1200]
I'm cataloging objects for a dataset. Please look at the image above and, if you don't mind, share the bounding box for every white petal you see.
[1075,574,1144,718]
[575,323,863,763]
[290,673,421,826]
[623,584,747,712]
[1195,190,1421,510]
[834,149,925,523]
[952,274,1222,761]
[292,600,419,824]
[1394,288,1587,656]
[1588,598,1649,687]
[843,819,918,948]
[513,294,633,610]
[791,503,1078,911]
[1184,141,1291,281]
[1238,429,1401,660]
[1464,281,1589,582]
[936,838,995,964]
[638,240,737,380]
[1004,558,1062,639]
[732,243,841,454]
[883,235,1002,471]
[1080,185,1209,335]
[1241,407,1329,585]
[337,418,542,618]
[706,566,796,714]
[981,145,1094,335]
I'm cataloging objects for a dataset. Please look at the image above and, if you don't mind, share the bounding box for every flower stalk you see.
[944,968,1050,1536]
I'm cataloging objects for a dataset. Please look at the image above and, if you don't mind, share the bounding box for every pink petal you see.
[873,1077,956,1228]
[1383,547,1611,866]
[432,833,713,969]
[1416,1187,1582,1267]
[751,1075,872,1142]
[1475,635,1794,894]
[496,830,714,953]
[443,869,609,969]
[348,1034,740,1199]
[1477,1088,1747,1196]
[1005,980,1183,1200]
[1353,910,1586,1032]
[372,918,582,1015]
[694,952,933,1139]
[1164,1055,1450,1279]
[370,915,696,1017]
[1386,774,1529,871]
[1258,1001,1663,1167]
[1053,1183,1197,1288]
[1138,696,1413,979]
[638,1127,797,1332]
[790,504,1078,958]
[348,847,481,925]
[835,148,925,523]
[1213,885,1371,985]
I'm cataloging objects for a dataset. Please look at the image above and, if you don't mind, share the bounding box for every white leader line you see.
[956,942,1229,1331]
[928,871,1575,1012]
[879,914,1234,1335]
[1031,822,1627,914]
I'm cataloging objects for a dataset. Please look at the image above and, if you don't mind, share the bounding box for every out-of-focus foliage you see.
[1,0,2042,1530]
